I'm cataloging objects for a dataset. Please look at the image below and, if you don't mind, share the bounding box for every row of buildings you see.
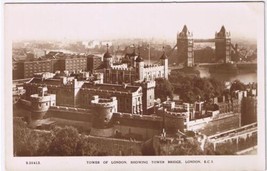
[13,44,169,83]
[13,52,102,79]
[14,25,233,80]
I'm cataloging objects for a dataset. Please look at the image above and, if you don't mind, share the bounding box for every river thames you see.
[198,67,257,84]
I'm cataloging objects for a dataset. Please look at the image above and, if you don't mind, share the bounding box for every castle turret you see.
[131,44,138,68]
[160,46,168,79]
[215,25,231,63]
[90,95,118,137]
[162,102,188,133]
[141,81,155,114]
[135,47,144,81]
[30,86,56,121]
[103,44,113,68]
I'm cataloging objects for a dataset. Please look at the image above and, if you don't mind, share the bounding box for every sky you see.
[4,2,264,42]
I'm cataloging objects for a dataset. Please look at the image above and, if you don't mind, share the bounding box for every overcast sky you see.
[5,2,264,41]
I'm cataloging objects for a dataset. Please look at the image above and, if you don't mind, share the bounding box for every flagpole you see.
[148,43,150,65]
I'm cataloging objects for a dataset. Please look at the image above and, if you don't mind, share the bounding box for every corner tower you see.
[160,46,168,79]
[103,44,113,68]
[215,25,231,63]
[135,47,144,81]
[30,86,56,121]
[90,95,117,137]
[177,25,194,67]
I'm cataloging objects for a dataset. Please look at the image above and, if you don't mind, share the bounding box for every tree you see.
[171,138,204,155]
[49,126,81,156]
[155,78,174,102]
[36,131,53,156]
[13,118,39,156]
[230,80,246,92]
[169,71,225,103]
[76,134,98,156]
[203,142,216,155]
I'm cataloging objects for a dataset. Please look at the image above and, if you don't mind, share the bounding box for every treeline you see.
[194,47,215,63]
[168,71,226,103]
[156,71,244,103]
[14,118,98,156]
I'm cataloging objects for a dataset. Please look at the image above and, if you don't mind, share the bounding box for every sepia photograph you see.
[4,1,265,171]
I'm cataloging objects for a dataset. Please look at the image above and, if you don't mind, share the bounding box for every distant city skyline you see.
[5,2,263,42]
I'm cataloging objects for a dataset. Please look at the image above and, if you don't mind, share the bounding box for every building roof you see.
[160,47,167,59]
[130,46,137,57]
[220,25,226,33]
[46,51,63,57]
[182,25,188,33]
[28,77,62,85]
[178,25,192,38]
[122,54,131,64]
[103,44,112,58]
[103,51,112,58]
[135,52,143,62]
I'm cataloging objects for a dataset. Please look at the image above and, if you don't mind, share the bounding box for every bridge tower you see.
[177,25,194,67]
[215,25,231,63]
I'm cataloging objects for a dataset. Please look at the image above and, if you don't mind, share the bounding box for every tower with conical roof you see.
[160,46,168,79]
[103,44,113,68]
[177,25,194,67]
[130,44,138,67]
[215,25,231,63]
[135,46,144,81]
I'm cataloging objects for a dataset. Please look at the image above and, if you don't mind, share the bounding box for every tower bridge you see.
[169,25,239,67]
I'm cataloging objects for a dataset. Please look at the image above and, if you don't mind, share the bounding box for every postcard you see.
[4,1,265,171]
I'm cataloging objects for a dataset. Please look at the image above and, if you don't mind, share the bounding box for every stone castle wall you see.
[85,135,143,156]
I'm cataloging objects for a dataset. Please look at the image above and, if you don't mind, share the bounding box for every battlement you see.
[110,67,134,71]
[30,86,56,102]
[30,94,56,102]
[91,95,117,109]
[81,87,133,95]
[144,64,162,68]
[142,80,156,88]
[113,112,162,122]
[29,86,56,121]
[143,65,164,73]
[49,105,93,114]
[164,109,188,118]
[111,64,128,70]
[90,95,117,130]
